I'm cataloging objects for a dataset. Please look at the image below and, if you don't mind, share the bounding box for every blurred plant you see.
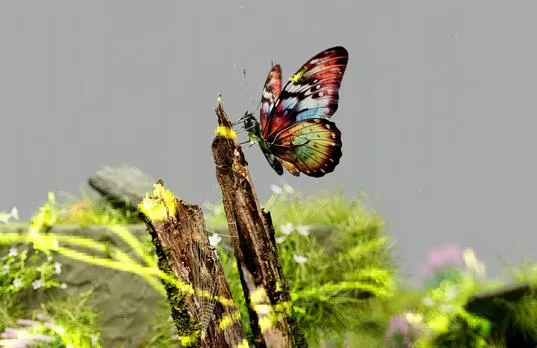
[0,246,63,297]
[384,245,494,347]
[384,312,423,347]
[57,188,141,226]
[0,191,166,297]
[0,290,101,347]
[0,244,66,335]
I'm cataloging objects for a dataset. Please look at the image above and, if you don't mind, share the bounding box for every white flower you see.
[13,278,22,288]
[60,283,68,289]
[2,264,8,274]
[35,313,50,321]
[280,223,294,235]
[275,236,286,244]
[439,304,453,313]
[463,247,486,277]
[405,312,423,325]
[463,248,477,269]
[91,335,99,346]
[212,206,222,216]
[293,255,308,264]
[423,297,434,306]
[296,225,311,236]
[445,285,457,300]
[208,233,222,247]
[32,279,43,289]
[270,184,282,195]
[10,207,19,221]
[8,247,17,257]
[283,184,294,194]
[474,261,486,277]
[0,207,19,223]
[54,262,62,275]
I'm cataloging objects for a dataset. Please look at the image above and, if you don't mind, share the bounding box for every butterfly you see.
[242,46,348,177]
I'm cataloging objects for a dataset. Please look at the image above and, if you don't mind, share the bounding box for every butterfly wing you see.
[260,64,282,131]
[260,146,284,175]
[269,118,342,177]
[262,46,348,140]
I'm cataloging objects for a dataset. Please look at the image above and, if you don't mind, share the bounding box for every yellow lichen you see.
[215,125,237,140]
[235,339,250,348]
[138,181,177,221]
[218,310,242,330]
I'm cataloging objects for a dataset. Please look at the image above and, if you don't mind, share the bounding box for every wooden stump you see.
[211,96,307,348]
[138,181,247,347]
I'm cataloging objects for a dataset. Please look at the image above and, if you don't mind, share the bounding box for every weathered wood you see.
[138,181,247,348]
[211,96,307,347]
[88,164,154,211]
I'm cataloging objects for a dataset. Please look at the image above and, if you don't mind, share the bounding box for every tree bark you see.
[211,96,307,348]
[138,181,247,347]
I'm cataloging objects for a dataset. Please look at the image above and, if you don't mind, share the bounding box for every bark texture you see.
[139,181,247,347]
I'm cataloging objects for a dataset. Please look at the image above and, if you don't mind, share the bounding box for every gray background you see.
[1,1,535,280]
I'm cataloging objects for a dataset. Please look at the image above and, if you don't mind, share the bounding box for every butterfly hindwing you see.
[262,46,348,140]
[270,118,342,177]
[260,146,284,175]
[260,64,282,131]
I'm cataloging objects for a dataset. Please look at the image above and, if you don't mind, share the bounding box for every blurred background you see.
[1,0,536,280]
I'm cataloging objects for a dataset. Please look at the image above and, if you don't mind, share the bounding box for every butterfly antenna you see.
[240,67,263,115]
[241,68,256,112]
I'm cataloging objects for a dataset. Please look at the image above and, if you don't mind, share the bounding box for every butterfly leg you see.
[238,140,257,148]
[231,113,249,126]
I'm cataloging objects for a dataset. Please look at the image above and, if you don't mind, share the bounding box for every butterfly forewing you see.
[262,46,348,140]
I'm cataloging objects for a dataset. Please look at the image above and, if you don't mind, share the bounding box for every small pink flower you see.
[427,244,463,270]
[388,315,409,335]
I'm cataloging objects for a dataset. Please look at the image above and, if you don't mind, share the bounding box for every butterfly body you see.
[245,46,348,177]
[243,112,284,175]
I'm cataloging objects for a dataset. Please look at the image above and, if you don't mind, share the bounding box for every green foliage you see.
[0,191,161,347]
[7,185,537,347]
[37,289,102,347]
[0,247,62,297]
[0,290,101,347]
[0,245,65,336]
[207,186,396,345]
[54,189,141,226]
